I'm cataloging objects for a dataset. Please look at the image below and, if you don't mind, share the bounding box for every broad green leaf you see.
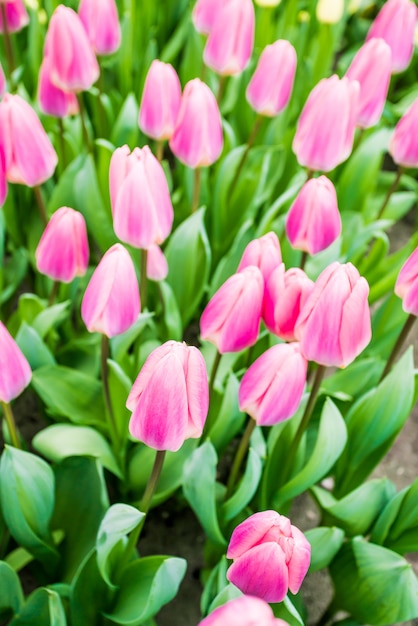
[321,357,383,402]
[304,527,345,572]
[1,248,28,305]
[70,549,108,625]
[206,373,246,453]
[33,301,71,339]
[17,294,45,325]
[207,585,242,614]
[10,588,66,626]
[110,312,154,362]
[0,561,24,616]
[4,545,33,572]
[271,595,305,626]
[107,359,132,443]
[110,93,139,149]
[221,446,263,522]
[16,323,56,370]
[157,281,183,342]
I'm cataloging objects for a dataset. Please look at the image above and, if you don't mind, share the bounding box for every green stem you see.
[101,335,119,449]
[48,281,60,306]
[77,93,92,153]
[306,168,314,181]
[377,167,402,219]
[156,140,164,163]
[225,418,256,498]
[200,351,222,441]
[1,3,15,88]
[300,250,308,271]
[58,118,67,171]
[140,248,148,310]
[1,402,21,449]
[229,115,263,200]
[34,186,48,226]
[191,167,202,213]
[380,313,416,381]
[216,76,227,106]
[96,66,106,138]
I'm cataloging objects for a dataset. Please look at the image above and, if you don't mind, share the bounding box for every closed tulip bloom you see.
[192,0,225,34]
[237,232,282,284]
[44,5,100,92]
[0,148,7,208]
[389,98,418,168]
[35,207,89,283]
[0,94,58,187]
[78,0,121,56]
[146,244,168,282]
[81,243,140,337]
[263,265,314,341]
[226,511,311,603]
[0,322,32,403]
[395,247,418,315]
[246,40,297,116]
[286,176,342,255]
[203,0,255,76]
[0,0,29,33]
[38,57,79,118]
[127,341,209,452]
[198,595,289,626]
[292,75,359,172]
[366,0,417,73]
[295,262,371,368]
[139,60,182,141]
[169,79,223,168]
[109,144,174,249]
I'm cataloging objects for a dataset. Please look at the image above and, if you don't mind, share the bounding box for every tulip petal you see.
[287,525,311,594]
[227,510,280,559]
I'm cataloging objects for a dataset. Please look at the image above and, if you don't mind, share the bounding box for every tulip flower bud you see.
[192,0,225,34]
[0,94,58,187]
[246,40,297,117]
[198,595,289,626]
[345,38,392,129]
[38,57,79,118]
[81,243,140,337]
[169,79,223,168]
[292,75,359,172]
[0,148,7,208]
[295,262,372,368]
[78,0,121,56]
[139,60,182,141]
[286,175,342,255]
[239,343,307,426]
[237,231,282,283]
[35,207,89,283]
[366,0,417,73]
[316,0,344,24]
[263,265,314,341]
[127,341,209,452]
[0,322,32,403]
[0,0,29,33]
[395,247,418,315]
[200,266,264,353]
[389,98,418,169]
[226,511,311,603]
[146,244,168,282]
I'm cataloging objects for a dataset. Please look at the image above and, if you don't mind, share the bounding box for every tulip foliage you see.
[0,1,418,626]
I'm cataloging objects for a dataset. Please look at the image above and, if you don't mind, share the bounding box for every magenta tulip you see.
[127,341,209,452]
[295,262,372,368]
[169,79,223,168]
[81,243,140,337]
[246,40,297,116]
[0,0,29,33]
[389,98,418,169]
[200,266,264,353]
[192,0,224,35]
[78,0,121,56]
[0,322,32,403]
[395,247,418,316]
[237,231,282,283]
[146,244,168,282]
[226,510,311,603]
[0,147,7,208]
[38,57,79,118]
[198,595,289,626]
[139,60,182,141]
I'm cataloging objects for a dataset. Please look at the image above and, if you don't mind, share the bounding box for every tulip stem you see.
[216,76,227,106]
[156,140,164,163]
[379,313,416,381]
[191,167,202,213]
[1,401,21,449]
[77,94,93,153]
[225,418,256,499]
[229,115,263,200]
[300,251,308,271]
[306,169,314,180]
[58,118,67,171]
[200,351,222,441]
[140,248,148,310]
[376,167,403,219]
[101,335,120,451]
[48,281,60,307]
[34,186,48,226]
[1,3,15,88]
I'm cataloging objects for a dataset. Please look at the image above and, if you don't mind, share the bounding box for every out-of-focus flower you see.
[0,322,32,403]
[395,247,418,315]
[0,0,29,34]
[146,244,168,282]
[78,0,121,55]
[0,147,7,208]
[38,57,79,118]
[316,0,344,23]
[197,595,289,626]
[139,60,182,141]
[192,0,225,35]
[389,98,418,168]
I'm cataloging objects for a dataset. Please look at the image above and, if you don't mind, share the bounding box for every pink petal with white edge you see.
[339,277,371,367]
[126,341,176,411]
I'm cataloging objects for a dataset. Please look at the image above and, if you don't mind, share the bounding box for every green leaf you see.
[110,93,139,149]
[304,527,345,572]
[33,301,71,339]
[70,549,108,625]
[321,357,383,402]
[206,373,246,453]
[0,560,24,616]
[221,446,263,522]
[157,281,183,342]
[16,323,56,370]
[271,595,305,626]
[207,585,242,614]
[110,312,154,362]
[107,359,132,444]
[0,248,28,305]
[10,588,67,626]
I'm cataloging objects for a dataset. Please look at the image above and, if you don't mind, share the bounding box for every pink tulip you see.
[35,207,89,283]
[192,0,225,35]
[109,144,174,249]
[0,322,32,403]
[81,243,140,337]
[263,265,314,341]
[44,5,100,92]
[200,266,264,353]
[237,231,282,283]
[0,0,29,33]
[78,0,121,56]
[295,262,372,368]
[394,247,418,316]
[0,61,6,98]
[246,40,297,116]
[389,98,418,169]
[345,38,392,129]
[286,176,342,255]
[0,147,7,208]
[0,94,58,187]
[38,57,79,118]
[146,244,168,282]
[169,79,223,168]
[139,60,182,141]
[366,0,417,73]
[226,510,311,603]
[127,341,209,452]
[203,0,255,76]
[198,595,289,626]
[292,75,359,172]
[239,343,307,426]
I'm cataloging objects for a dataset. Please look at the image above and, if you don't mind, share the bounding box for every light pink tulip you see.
[366,0,417,73]
[292,75,359,172]
[192,0,225,34]
[0,147,7,208]
[239,343,307,426]
[81,243,140,337]
[35,207,89,283]
[146,244,168,282]
[295,262,371,368]
[203,0,255,76]
[226,510,311,603]
[78,0,121,56]
[44,5,100,92]
[389,98,418,169]
[169,79,223,168]
[345,38,392,129]
[109,144,174,249]
[237,231,282,283]
[38,57,79,118]
[286,176,342,255]
[394,247,418,316]
[263,265,314,341]
[198,595,289,626]
[139,60,182,141]
[246,40,297,116]
[0,0,29,33]
[0,94,58,187]
[127,341,209,452]
[0,322,32,403]
[200,266,264,353]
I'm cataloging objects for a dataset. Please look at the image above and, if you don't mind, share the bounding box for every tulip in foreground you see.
[0,322,32,403]
[127,341,209,452]
[78,0,121,56]
[237,231,282,284]
[38,57,79,118]
[389,98,418,169]
[395,247,418,316]
[0,0,29,33]
[139,60,182,141]
[198,595,289,626]
[227,510,311,602]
